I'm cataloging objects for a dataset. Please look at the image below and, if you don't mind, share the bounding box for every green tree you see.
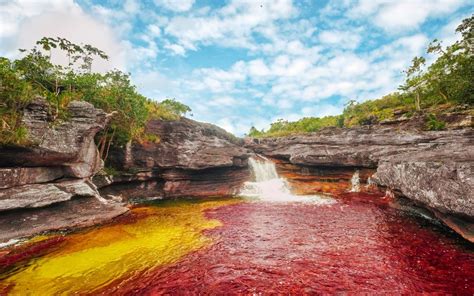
[160,98,191,117]
[400,56,426,111]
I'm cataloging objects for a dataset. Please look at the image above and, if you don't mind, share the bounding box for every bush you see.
[426,114,446,130]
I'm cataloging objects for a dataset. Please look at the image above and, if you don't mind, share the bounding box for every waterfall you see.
[365,176,375,190]
[240,156,335,204]
[350,170,360,192]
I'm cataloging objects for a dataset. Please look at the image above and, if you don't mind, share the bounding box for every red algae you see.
[100,194,474,295]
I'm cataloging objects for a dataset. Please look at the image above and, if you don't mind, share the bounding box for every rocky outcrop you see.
[0,197,128,243]
[271,158,378,196]
[247,126,473,241]
[247,127,472,168]
[0,98,128,242]
[99,118,251,200]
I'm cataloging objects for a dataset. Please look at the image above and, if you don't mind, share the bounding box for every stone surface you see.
[0,197,129,243]
[0,98,107,171]
[0,99,120,242]
[372,144,474,218]
[109,118,250,170]
[0,167,64,189]
[102,118,251,200]
[248,126,474,240]
[0,179,101,211]
[247,127,472,168]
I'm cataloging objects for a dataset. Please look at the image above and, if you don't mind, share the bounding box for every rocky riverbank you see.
[0,100,250,243]
[0,98,128,242]
[0,99,472,243]
[95,117,251,200]
[246,124,473,242]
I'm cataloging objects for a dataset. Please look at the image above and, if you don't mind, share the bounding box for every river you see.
[0,158,473,294]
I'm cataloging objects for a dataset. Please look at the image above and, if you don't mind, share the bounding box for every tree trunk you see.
[98,126,110,160]
[439,90,448,102]
[415,92,421,111]
[103,128,116,163]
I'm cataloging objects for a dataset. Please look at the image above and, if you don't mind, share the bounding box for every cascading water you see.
[350,170,360,192]
[240,156,335,204]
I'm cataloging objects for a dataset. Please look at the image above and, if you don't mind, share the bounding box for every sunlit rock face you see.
[0,99,128,242]
[246,126,473,241]
[0,98,106,175]
[100,118,252,200]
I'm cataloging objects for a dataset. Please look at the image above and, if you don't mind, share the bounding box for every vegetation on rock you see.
[249,15,473,138]
[0,37,190,151]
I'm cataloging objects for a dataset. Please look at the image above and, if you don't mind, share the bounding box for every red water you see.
[101,194,474,295]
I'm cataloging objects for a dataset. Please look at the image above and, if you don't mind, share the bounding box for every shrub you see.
[426,114,446,130]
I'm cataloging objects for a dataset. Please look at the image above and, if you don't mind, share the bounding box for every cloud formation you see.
[1,0,471,135]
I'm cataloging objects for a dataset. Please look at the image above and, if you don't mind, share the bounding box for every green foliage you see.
[103,166,120,176]
[425,113,446,131]
[250,116,339,138]
[249,15,473,138]
[0,57,34,145]
[248,126,263,137]
[160,98,192,117]
[0,37,190,153]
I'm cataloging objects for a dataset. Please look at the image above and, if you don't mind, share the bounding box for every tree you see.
[400,56,426,111]
[160,98,191,117]
[248,126,262,137]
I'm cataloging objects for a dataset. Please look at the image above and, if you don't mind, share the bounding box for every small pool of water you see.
[1,195,473,294]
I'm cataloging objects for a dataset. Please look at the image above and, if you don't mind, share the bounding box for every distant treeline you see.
[249,15,473,138]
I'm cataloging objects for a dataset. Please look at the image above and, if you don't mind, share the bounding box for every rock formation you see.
[247,125,474,241]
[0,98,128,242]
[97,118,251,200]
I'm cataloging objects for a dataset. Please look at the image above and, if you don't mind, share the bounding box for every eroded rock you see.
[0,179,101,211]
[101,118,252,200]
[248,126,474,241]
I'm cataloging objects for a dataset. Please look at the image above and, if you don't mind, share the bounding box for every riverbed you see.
[0,194,473,295]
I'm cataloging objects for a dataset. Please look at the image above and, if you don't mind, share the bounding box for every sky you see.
[1,0,472,135]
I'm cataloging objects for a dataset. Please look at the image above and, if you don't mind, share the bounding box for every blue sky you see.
[1,0,472,135]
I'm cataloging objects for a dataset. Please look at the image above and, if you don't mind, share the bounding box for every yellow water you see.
[1,198,240,295]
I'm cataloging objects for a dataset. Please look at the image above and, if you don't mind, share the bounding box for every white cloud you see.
[164,43,186,56]
[0,0,128,72]
[154,0,195,12]
[162,0,296,54]
[349,0,469,32]
[319,30,361,49]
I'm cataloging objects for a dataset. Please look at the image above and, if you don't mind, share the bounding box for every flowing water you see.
[239,156,335,204]
[0,157,473,294]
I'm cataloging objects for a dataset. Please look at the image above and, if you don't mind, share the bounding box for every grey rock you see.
[109,118,250,170]
[0,98,107,172]
[0,197,129,243]
[0,167,64,189]
[0,179,100,211]
[248,127,474,220]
